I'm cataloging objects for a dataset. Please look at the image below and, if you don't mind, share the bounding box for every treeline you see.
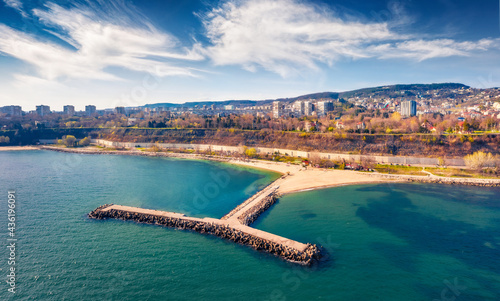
[2,126,500,157]
[96,128,500,158]
[0,128,92,145]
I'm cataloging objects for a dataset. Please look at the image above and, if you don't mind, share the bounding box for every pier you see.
[89,182,322,264]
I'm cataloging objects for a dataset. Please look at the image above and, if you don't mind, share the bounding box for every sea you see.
[0,150,499,300]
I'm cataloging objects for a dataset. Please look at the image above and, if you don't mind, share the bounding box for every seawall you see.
[367,173,500,187]
[91,139,466,167]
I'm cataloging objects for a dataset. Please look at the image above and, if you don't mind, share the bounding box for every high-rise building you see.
[1,105,22,116]
[316,101,334,116]
[401,100,417,117]
[272,101,283,118]
[63,105,75,116]
[304,101,314,116]
[85,105,96,116]
[293,101,305,116]
[36,105,51,116]
[115,106,126,115]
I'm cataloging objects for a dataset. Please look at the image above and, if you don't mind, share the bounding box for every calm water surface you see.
[0,150,499,300]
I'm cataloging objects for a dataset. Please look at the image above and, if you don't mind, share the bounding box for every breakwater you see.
[236,192,279,226]
[221,180,282,223]
[89,204,322,265]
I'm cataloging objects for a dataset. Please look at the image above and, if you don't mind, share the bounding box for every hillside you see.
[142,83,469,109]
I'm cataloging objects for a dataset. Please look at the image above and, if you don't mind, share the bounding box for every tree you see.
[391,112,401,122]
[309,152,321,165]
[464,151,495,171]
[0,136,10,144]
[361,155,376,170]
[79,137,90,146]
[245,148,257,158]
[62,135,77,147]
[462,120,470,132]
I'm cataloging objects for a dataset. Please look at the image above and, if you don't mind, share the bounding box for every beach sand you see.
[223,159,393,194]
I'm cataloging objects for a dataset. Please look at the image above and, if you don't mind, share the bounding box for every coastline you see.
[38,145,500,189]
[0,146,39,151]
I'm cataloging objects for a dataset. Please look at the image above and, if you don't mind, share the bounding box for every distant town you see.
[2,83,500,134]
[1,83,500,161]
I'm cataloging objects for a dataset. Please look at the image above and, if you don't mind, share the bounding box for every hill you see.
[142,83,469,108]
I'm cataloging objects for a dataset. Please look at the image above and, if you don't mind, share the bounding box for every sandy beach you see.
[223,158,393,194]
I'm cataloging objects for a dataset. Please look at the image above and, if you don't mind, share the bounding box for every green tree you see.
[79,137,90,146]
[63,135,77,147]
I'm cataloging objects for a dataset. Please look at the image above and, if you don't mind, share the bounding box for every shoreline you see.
[37,145,500,189]
[0,146,39,151]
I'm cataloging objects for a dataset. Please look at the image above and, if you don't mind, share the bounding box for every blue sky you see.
[0,0,499,110]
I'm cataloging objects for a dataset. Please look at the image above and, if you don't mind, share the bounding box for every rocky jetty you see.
[88,205,322,265]
[237,193,278,226]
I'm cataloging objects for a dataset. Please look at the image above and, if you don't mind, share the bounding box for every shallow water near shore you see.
[1,150,499,300]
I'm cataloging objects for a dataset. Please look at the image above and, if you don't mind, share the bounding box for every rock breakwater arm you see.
[88,204,322,265]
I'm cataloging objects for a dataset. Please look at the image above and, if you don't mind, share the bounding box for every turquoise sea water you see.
[1,151,499,300]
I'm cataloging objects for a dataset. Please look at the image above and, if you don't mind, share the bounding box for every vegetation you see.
[0,136,10,144]
[79,137,90,146]
[57,135,77,147]
[464,151,498,171]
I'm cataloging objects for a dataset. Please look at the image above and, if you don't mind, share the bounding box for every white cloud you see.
[370,39,496,61]
[0,1,204,82]
[3,0,27,17]
[202,0,497,76]
[202,0,396,76]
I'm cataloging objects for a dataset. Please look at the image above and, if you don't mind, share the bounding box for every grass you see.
[374,164,428,176]
[375,164,499,179]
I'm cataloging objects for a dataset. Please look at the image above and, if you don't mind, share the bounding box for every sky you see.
[0,0,500,110]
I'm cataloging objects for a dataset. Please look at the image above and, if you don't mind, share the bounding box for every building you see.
[356,122,366,130]
[63,105,75,116]
[304,101,314,116]
[224,105,234,110]
[127,118,138,126]
[85,105,96,116]
[316,101,334,116]
[293,101,305,116]
[115,106,126,115]
[401,100,417,117]
[1,105,22,116]
[272,101,283,118]
[36,105,51,116]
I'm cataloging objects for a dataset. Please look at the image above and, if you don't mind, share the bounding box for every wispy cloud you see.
[0,1,204,82]
[3,0,27,17]
[370,39,496,61]
[202,0,497,76]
